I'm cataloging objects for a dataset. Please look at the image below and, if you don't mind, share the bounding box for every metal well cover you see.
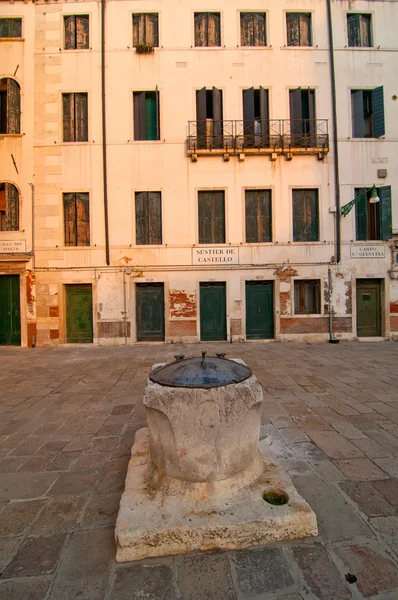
[149,353,252,389]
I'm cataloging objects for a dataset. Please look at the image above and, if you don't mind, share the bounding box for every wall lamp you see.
[341,184,379,217]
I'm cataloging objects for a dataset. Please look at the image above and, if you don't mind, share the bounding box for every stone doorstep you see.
[115,428,318,562]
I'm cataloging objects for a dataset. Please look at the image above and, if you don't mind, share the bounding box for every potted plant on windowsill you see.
[135,44,154,54]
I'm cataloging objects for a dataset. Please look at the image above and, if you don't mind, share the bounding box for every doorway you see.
[246,281,274,339]
[0,275,21,345]
[200,282,227,341]
[136,283,165,342]
[65,284,93,343]
[356,279,382,337]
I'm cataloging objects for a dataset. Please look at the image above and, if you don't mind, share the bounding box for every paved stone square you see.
[0,341,397,600]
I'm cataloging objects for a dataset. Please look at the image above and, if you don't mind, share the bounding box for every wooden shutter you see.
[75,93,88,142]
[212,191,225,243]
[286,13,299,46]
[5,183,19,231]
[133,92,145,140]
[243,88,255,144]
[76,193,90,246]
[194,13,207,47]
[299,14,311,46]
[352,90,365,138]
[64,193,77,245]
[347,14,360,47]
[64,16,76,49]
[76,16,89,50]
[135,192,148,245]
[145,14,158,47]
[196,87,207,148]
[144,93,157,140]
[212,87,222,146]
[378,186,392,240]
[133,14,144,46]
[198,192,211,244]
[240,13,252,46]
[293,189,318,242]
[208,13,221,46]
[6,79,20,134]
[245,191,258,243]
[63,94,74,142]
[371,86,385,138]
[355,191,367,241]
[253,13,266,46]
[359,15,371,47]
[148,192,162,244]
[290,88,302,121]
[245,190,272,243]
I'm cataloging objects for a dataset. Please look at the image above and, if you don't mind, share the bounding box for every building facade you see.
[0,0,397,347]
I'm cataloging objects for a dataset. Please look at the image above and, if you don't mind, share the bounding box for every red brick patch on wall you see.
[280,292,291,315]
[281,317,352,334]
[169,320,197,337]
[390,316,398,332]
[97,321,131,338]
[50,329,59,340]
[27,323,37,347]
[169,290,197,318]
[390,301,398,314]
[231,319,242,335]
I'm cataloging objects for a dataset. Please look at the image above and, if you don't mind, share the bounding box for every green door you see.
[66,284,93,343]
[200,283,227,341]
[356,280,381,337]
[246,281,274,339]
[0,275,21,345]
[136,283,165,341]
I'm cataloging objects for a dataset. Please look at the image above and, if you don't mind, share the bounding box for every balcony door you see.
[289,88,316,147]
[196,87,223,149]
[242,87,269,148]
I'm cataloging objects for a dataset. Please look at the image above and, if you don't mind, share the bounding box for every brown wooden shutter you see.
[5,183,19,231]
[254,13,266,46]
[76,16,89,49]
[135,192,147,245]
[133,92,145,140]
[208,13,221,46]
[76,193,90,246]
[299,14,311,46]
[145,14,158,47]
[240,13,252,46]
[148,192,162,244]
[133,14,145,46]
[75,93,88,142]
[245,191,258,243]
[7,79,20,134]
[64,193,77,245]
[212,191,225,244]
[64,16,76,49]
[63,94,74,141]
[286,14,299,46]
[293,189,319,242]
[245,190,271,243]
[194,13,207,47]
[198,192,212,244]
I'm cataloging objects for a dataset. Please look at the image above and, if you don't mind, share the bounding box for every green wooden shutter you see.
[355,191,367,241]
[5,183,19,231]
[76,193,90,246]
[198,192,212,244]
[0,19,8,37]
[76,16,89,49]
[9,18,22,38]
[75,93,88,142]
[135,192,148,245]
[212,191,225,244]
[64,16,76,49]
[7,79,20,134]
[372,86,385,138]
[245,190,272,243]
[352,90,365,138]
[63,94,74,142]
[145,93,157,140]
[378,186,392,240]
[212,87,222,147]
[64,192,77,245]
[148,192,162,244]
[245,191,258,243]
[347,14,360,46]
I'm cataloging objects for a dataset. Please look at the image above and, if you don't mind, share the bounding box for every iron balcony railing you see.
[187,119,329,153]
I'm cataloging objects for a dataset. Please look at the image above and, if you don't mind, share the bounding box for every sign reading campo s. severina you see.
[192,247,239,265]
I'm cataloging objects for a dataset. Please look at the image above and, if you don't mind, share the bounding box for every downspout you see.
[326,0,341,264]
[328,266,339,343]
[28,182,35,270]
[101,0,110,265]
[123,269,128,345]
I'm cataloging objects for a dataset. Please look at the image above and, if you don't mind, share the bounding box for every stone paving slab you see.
[0,342,397,599]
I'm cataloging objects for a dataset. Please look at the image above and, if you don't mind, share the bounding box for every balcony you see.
[187,119,329,160]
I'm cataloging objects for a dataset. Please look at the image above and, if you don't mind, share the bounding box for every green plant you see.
[135,44,154,54]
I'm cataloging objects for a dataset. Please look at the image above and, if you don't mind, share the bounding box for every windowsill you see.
[0,231,22,235]
[345,46,374,50]
[351,240,387,244]
[60,141,90,145]
[196,243,227,246]
[134,245,164,248]
[130,140,163,144]
[0,134,23,138]
[239,46,272,50]
[348,137,383,141]
[193,46,223,50]
[280,46,317,50]
[0,37,24,42]
[62,48,92,52]
[291,241,322,244]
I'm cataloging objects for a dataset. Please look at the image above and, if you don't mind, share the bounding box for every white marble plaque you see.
[0,240,26,254]
[350,245,386,259]
[193,247,239,265]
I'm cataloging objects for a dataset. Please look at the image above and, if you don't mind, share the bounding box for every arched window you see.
[0,78,21,134]
[0,183,19,231]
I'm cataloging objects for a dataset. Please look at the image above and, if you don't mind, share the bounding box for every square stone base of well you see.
[115,428,318,562]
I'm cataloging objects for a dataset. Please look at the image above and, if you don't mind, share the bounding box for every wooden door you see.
[246,281,274,339]
[136,283,165,341]
[66,284,93,343]
[356,280,381,337]
[200,283,227,341]
[0,275,21,345]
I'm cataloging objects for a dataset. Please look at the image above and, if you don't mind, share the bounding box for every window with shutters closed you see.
[347,14,372,47]
[245,190,272,243]
[0,183,19,231]
[0,18,22,38]
[240,13,266,46]
[62,93,88,142]
[63,193,90,246]
[64,15,89,50]
[292,189,319,242]
[0,78,21,134]
[355,186,392,241]
[294,280,321,314]
[194,13,221,47]
[351,88,385,138]
[133,91,160,140]
[133,14,159,47]
[286,13,312,46]
[135,192,162,245]
[198,191,225,244]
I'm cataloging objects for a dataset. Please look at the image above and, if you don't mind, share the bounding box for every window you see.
[347,14,372,47]
[0,183,19,231]
[240,13,266,46]
[198,191,225,244]
[245,190,272,243]
[196,87,223,149]
[194,13,221,47]
[0,18,22,38]
[133,91,160,141]
[286,13,312,46]
[355,186,392,241]
[133,13,159,47]
[289,88,316,147]
[64,15,89,50]
[294,280,321,314]
[135,192,162,245]
[242,87,269,148]
[62,93,88,142]
[0,78,21,134]
[63,193,90,246]
[292,189,319,242]
[352,88,385,138]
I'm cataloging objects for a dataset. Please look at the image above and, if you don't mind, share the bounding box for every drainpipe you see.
[326,0,341,265]
[28,182,35,269]
[123,269,128,345]
[328,266,339,344]
[101,0,110,266]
